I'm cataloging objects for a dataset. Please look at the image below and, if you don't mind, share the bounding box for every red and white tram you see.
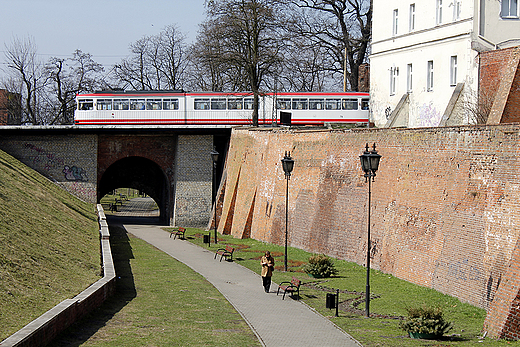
[74,90,369,126]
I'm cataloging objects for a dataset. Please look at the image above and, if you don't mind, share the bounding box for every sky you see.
[0,0,206,74]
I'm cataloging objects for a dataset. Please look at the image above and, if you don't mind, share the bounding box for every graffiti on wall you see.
[63,166,88,181]
[435,258,483,282]
[25,143,88,182]
[417,103,442,127]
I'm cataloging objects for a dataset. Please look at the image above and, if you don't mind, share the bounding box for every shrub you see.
[399,305,452,338]
[302,254,339,278]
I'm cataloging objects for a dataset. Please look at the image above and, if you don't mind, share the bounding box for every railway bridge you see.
[0,125,230,226]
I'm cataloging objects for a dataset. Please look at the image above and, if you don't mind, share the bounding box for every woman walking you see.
[261,251,275,293]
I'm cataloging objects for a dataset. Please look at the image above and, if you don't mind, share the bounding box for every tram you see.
[74,90,369,126]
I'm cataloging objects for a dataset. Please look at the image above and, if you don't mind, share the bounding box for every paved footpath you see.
[111,198,361,346]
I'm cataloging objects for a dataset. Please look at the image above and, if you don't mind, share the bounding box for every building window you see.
[409,4,416,31]
[393,9,399,36]
[427,61,434,91]
[501,0,518,18]
[407,64,413,92]
[390,67,398,95]
[436,0,443,24]
[453,0,462,20]
[450,56,458,86]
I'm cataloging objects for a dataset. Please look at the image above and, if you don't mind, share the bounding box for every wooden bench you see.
[214,245,235,262]
[277,277,301,300]
[170,227,186,240]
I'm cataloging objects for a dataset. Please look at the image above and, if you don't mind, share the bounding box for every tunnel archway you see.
[98,156,169,224]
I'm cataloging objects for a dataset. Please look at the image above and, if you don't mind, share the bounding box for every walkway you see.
[112,198,362,347]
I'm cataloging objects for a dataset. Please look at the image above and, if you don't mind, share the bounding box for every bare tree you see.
[114,26,189,90]
[46,50,104,124]
[3,36,46,124]
[203,0,285,126]
[290,0,372,91]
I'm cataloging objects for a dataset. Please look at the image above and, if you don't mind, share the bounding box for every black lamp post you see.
[211,148,219,244]
[359,143,382,317]
[281,151,294,272]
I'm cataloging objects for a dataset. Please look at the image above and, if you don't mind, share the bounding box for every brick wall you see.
[0,134,98,203]
[481,47,520,124]
[218,125,520,338]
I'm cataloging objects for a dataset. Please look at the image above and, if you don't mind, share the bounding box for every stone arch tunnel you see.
[98,156,169,223]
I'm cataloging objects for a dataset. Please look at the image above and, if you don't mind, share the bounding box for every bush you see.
[302,254,339,278]
[399,305,452,338]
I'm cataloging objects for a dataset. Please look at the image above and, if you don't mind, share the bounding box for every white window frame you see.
[390,67,398,95]
[501,0,518,18]
[407,64,413,92]
[436,0,443,24]
[450,56,458,86]
[393,9,399,36]
[427,61,434,91]
[409,4,416,31]
[452,0,462,21]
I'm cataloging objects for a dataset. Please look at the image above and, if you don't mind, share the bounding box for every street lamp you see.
[211,148,219,244]
[359,143,382,317]
[281,151,294,272]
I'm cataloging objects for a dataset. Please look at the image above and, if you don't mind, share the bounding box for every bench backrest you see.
[226,246,234,252]
[178,227,186,232]
[291,277,301,287]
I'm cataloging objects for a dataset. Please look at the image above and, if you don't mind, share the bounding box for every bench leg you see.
[282,290,287,300]
[214,253,218,259]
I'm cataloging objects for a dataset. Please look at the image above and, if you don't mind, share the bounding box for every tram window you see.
[146,99,162,110]
[228,98,243,110]
[78,99,93,110]
[309,99,324,110]
[361,98,369,110]
[325,99,341,110]
[342,98,358,110]
[194,98,210,110]
[97,99,112,110]
[211,98,227,110]
[244,98,254,110]
[163,99,179,110]
[113,99,129,110]
[292,98,308,110]
[276,98,291,110]
[130,99,146,110]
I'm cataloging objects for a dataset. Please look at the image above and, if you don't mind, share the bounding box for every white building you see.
[370,0,520,128]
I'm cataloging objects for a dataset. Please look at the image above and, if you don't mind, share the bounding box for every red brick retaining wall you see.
[218,125,520,338]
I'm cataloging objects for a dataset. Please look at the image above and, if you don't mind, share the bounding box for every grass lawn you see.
[0,150,100,342]
[173,227,520,347]
[49,224,261,347]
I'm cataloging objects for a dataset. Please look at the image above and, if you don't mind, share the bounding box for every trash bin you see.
[326,293,337,309]
[203,234,210,244]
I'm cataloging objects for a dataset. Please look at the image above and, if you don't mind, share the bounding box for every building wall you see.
[218,125,520,338]
[370,0,520,128]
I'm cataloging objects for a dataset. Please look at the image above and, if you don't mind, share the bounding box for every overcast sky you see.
[0,0,206,73]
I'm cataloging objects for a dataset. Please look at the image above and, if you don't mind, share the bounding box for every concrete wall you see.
[218,125,520,338]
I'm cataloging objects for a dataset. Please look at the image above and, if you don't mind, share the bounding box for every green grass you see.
[0,149,100,341]
[49,224,261,346]
[174,228,520,346]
